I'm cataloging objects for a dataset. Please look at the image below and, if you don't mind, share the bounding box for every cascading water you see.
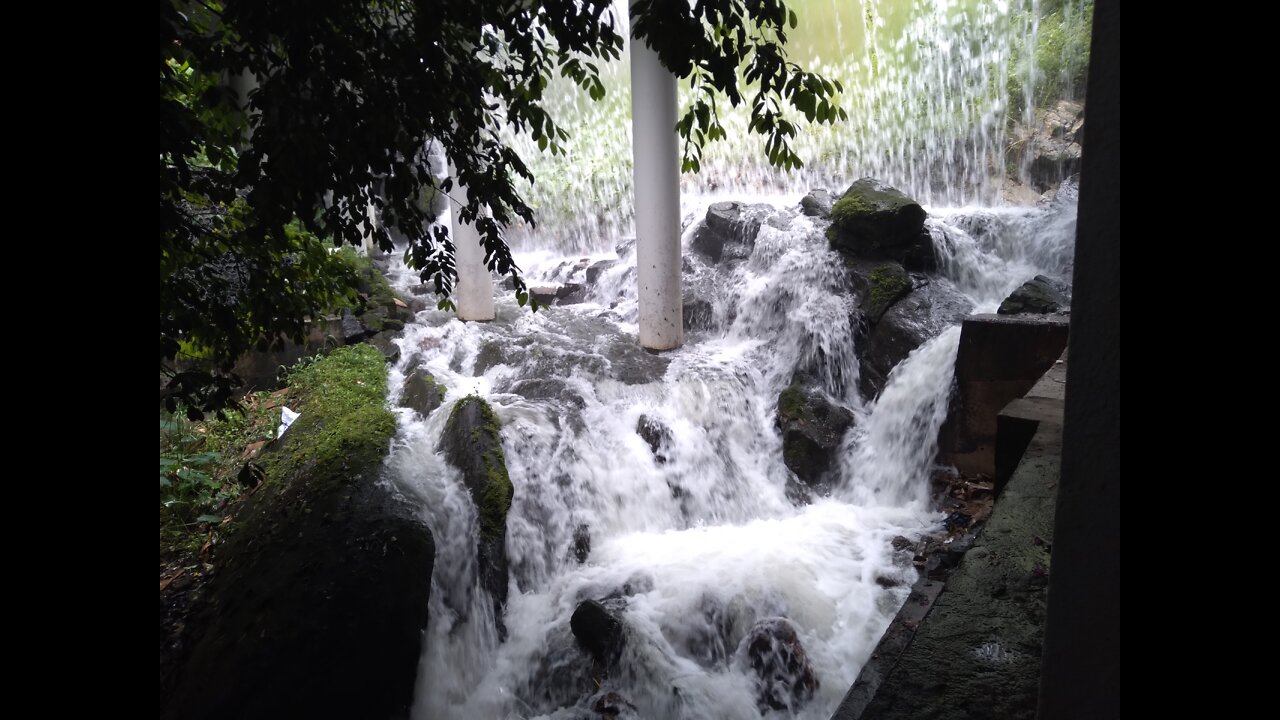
[381,0,1087,717]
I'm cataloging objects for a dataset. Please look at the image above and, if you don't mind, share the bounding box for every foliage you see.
[1007,0,1094,116]
[255,344,396,493]
[161,0,845,415]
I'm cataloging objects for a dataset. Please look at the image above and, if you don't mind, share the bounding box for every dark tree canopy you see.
[160,0,845,416]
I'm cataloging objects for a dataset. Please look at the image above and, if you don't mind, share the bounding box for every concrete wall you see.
[1036,0,1121,715]
[938,314,1069,479]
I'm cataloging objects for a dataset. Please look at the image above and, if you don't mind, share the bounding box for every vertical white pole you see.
[629,9,683,351]
[448,162,496,321]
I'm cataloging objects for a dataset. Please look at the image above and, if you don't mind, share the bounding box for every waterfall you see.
[386,1,1087,717]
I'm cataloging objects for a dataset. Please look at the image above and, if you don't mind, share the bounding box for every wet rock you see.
[367,332,401,363]
[474,340,508,373]
[827,178,936,271]
[776,382,854,496]
[586,259,619,286]
[557,283,587,305]
[531,286,559,306]
[590,690,640,719]
[740,617,819,713]
[800,189,835,218]
[998,274,1071,315]
[636,414,673,465]
[859,279,975,400]
[846,260,913,326]
[439,396,515,638]
[682,293,714,331]
[573,524,591,564]
[408,283,433,296]
[400,368,444,417]
[891,536,914,552]
[1011,100,1085,192]
[571,599,625,669]
[691,201,765,263]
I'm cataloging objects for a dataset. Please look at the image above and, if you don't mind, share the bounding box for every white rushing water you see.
[375,0,1086,716]
[380,185,1077,718]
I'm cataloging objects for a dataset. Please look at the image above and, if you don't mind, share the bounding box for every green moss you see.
[257,344,396,499]
[830,194,875,225]
[868,264,911,315]
[779,384,807,422]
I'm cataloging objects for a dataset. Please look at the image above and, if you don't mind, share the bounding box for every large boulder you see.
[400,368,445,416]
[827,179,935,271]
[860,279,975,400]
[162,345,433,720]
[690,201,765,263]
[740,617,820,713]
[846,260,914,327]
[776,382,854,497]
[439,396,515,638]
[998,275,1071,315]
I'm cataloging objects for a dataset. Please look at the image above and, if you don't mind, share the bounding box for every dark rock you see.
[400,369,445,417]
[557,283,587,305]
[691,201,764,263]
[827,179,935,271]
[586,259,619,286]
[636,414,673,465]
[571,599,625,669]
[510,378,586,409]
[590,690,640,718]
[800,189,835,218]
[531,286,559,306]
[997,275,1071,315]
[367,333,402,364]
[682,293,714,331]
[474,341,508,374]
[741,617,819,713]
[408,283,433,296]
[340,309,374,344]
[573,524,591,564]
[439,397,515,638]
[776,383,854,495]
[860,280,975,400]
[846,260,913,326]
[891,536,914,552]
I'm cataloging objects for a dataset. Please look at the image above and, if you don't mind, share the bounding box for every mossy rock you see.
[866,263,913,323]
[400,368,446,417]
[439,395,514,636]
[776,382,854,497]
[997,275,1071,315]
[162,344,434,720]
[827,178,935,271]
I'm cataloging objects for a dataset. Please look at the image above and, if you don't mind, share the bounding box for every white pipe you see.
[629,18,683,350]
[448,163,496,322]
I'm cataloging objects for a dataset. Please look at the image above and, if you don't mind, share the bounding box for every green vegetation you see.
[160,344,394,564]
[1007,0,1094,116]
[159,390,280,558]
[161,0,847,415]
[868,264,911,316]
[831,194,876,223]
[257,345,397,500]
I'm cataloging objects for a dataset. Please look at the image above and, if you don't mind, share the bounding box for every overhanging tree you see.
[161,0,846,416]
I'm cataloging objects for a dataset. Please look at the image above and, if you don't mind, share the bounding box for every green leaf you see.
[196,514,223,524]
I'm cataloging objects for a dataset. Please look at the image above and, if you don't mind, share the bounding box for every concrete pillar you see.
[448,163,496,322]
[628,11,683,351]
[1036,0,1119,717]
